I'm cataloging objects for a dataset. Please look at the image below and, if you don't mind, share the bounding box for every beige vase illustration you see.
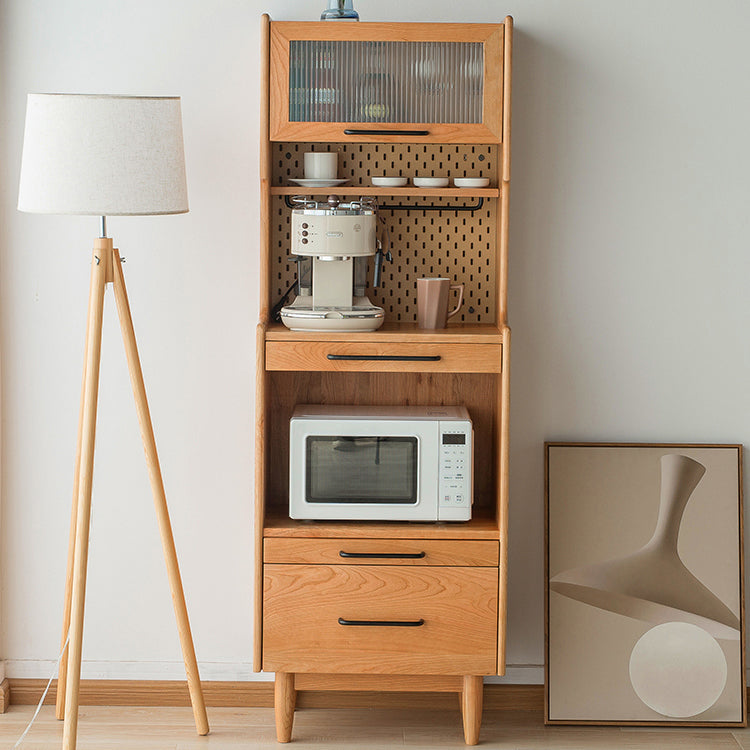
[550,454,740,640]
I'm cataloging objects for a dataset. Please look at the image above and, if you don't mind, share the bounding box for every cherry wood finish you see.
[266,340,503,373]
[264,538,499,566]
[256,15,513,745]
[263,512,499,540]
[274,673,296,743]
[462,675,484,745]
[265,321,505,343]
[263,565,498,674]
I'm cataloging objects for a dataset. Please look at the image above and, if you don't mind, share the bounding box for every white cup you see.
[304,152,337,180]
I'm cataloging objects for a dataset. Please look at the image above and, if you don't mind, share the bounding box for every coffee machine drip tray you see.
[280,297,384,332]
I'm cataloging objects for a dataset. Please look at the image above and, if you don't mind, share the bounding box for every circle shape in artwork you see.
[629,622,727,718]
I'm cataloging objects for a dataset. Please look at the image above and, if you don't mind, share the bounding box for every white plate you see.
[371,176,408,187]
[453,177,490,188]
[289,178,350,188]
[413,177,449,188]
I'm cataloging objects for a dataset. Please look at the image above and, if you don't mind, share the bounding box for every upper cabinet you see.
[269,22,505,143]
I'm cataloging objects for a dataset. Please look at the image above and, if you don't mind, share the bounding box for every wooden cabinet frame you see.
[256,14,513,745]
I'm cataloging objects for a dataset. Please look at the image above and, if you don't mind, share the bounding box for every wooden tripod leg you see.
[110,248,209,736]
[61,241,110,750]
[56,259,95,721]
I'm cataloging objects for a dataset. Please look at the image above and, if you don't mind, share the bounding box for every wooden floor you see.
[2,706,750,749]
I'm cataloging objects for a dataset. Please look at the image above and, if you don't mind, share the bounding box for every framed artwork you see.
[545,442,745,726]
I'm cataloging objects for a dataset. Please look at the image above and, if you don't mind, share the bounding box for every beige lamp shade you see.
[18,94,188,216]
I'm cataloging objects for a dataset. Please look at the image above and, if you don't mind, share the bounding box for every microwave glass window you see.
[306,436,418,504]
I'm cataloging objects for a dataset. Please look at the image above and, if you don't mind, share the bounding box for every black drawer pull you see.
[338,617,425,627]
[339,550,426,559]
[344,128,430,137]
[327,354,441,362]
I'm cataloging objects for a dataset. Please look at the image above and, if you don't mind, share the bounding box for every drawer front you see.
[266,341,502,373]
[263,564,498,674]
[264,538,499,566]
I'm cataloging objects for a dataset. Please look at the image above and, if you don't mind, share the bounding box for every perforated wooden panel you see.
[271,142,499,324]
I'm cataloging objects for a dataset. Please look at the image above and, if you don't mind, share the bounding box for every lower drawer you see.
[263,564,498,674]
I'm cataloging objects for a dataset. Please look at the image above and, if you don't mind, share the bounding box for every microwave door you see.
[306,436,418,505]
[288,419,440,521]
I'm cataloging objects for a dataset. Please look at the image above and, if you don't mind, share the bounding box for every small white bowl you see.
[371,176,408,187]
[413,177,449,188]
[453,177,490,188]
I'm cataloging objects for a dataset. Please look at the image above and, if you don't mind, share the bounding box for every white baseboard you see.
[3,660,270,682]
[0,660,5,682]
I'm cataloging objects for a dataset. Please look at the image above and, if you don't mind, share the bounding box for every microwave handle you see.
[327,354,441,362]
[338,617,425,627]
[339,550,426,559]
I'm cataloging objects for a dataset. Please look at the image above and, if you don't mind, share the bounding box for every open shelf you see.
[271,185,501,198]
[264,321,506,344]
[263,509,500,540]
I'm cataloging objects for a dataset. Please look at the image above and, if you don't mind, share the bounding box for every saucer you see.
[453,177,490,188]
[290,178,350,188]
[413,177,449,188]
[372,176,408,187]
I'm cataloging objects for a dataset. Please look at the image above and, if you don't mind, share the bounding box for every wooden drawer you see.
[264,538,499,566]
[265,341,502,373]
[263,564,498,674]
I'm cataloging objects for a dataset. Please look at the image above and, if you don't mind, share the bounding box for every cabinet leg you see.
[274,672,296,743]
[460,675,483,746]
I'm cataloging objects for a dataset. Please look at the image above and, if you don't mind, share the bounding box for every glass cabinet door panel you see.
[270,22,504,143]
[289,40,484,125]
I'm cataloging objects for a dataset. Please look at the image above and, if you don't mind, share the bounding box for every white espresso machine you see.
[280,196,386,332]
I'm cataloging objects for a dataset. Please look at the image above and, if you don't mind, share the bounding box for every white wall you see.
[1,0,748,683]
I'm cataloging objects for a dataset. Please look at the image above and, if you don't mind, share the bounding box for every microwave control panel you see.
[438,425,473,521]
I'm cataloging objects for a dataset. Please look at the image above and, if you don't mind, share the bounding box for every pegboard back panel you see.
[271,143,499,325]
[273,142,500,184]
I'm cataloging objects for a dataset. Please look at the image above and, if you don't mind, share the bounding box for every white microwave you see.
[289,404,473,522]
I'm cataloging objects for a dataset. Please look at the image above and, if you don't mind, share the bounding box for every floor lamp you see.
[17,94,210,749]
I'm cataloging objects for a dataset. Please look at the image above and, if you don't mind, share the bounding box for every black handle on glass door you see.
[343,128,430,136]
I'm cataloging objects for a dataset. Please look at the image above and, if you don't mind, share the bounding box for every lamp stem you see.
[99,216,107,239]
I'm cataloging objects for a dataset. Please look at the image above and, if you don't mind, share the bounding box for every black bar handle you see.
[344,128,430,136]
[327,354,441,362]
[338,617,425,627]
[339,550,426,559]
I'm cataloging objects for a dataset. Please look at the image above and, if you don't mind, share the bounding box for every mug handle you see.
[447,283,464,320]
